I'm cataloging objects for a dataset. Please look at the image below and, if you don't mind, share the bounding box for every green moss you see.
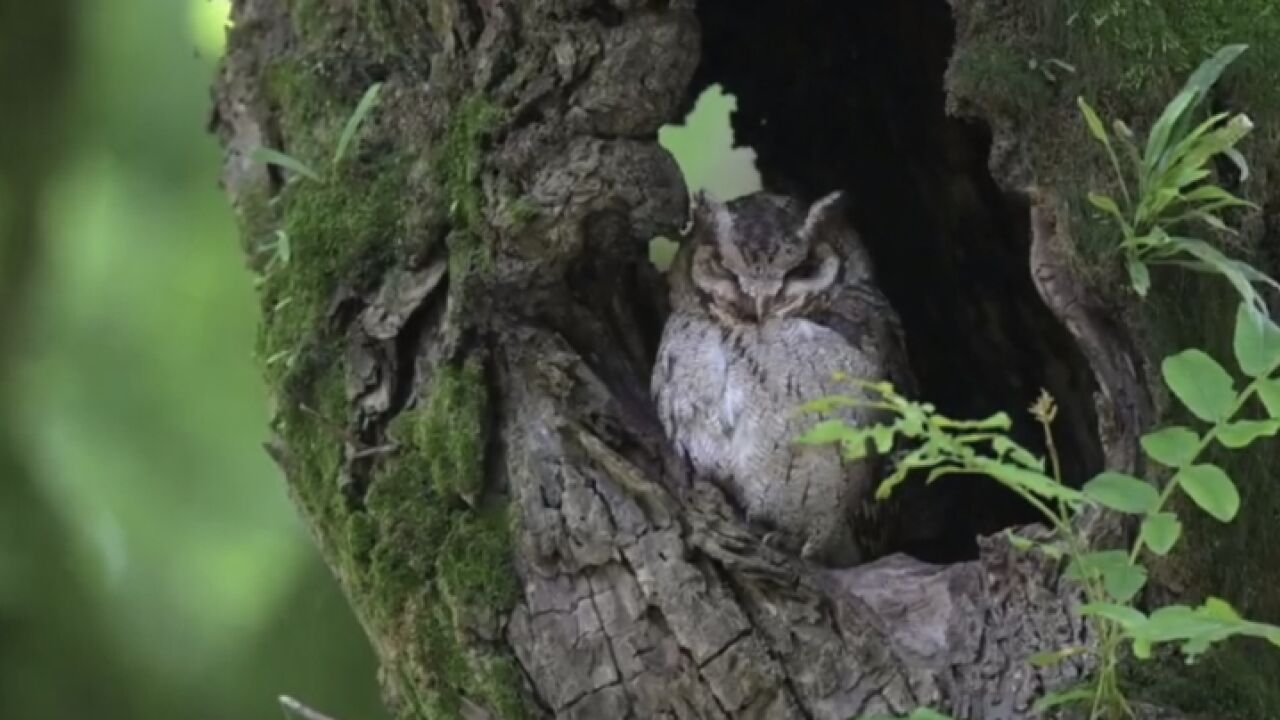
[951,0,1280,272]
[264,59,337,153]
[349,359,523,719]
[436,96,502,233]
[257,158,405,383]
[472,655,527,720]
[433,95,504,275]
[273,361,351,566]
[949,43,1053,118]
[438,506,517,617]
[1060,0,1280,116]
[411,361,488,503]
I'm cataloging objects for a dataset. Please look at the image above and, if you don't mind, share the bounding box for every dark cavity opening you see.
[690,0,1103,563]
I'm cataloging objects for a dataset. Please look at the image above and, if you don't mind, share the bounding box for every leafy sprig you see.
[1078,45,1278,317]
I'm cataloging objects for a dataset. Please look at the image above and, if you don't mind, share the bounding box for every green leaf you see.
[796,419,855,445]
[982,461,1085,504]
[1141,512,1182,556]
[1257,379,1280,418]
[1065,549,1127,580]
[1132,598,1280,659]
[1162,236,1272,320]
[1087,192,1121,215]
[1077,96,1109,144]
[870,425,896,454]
[1140,426,1200,467]
[1144,88,1199,178]
[932,411,1012,431]
[1216,419,1280,449]
[798,395,863,414]
[1161,349,1236,422]
[1004,530,1035,552]
[1083,472,1159,514]
[1190,209,1232,234]
[1080,603,1148,629]
[1176,464,1240,522]
[1268,628,1280,648]
[992,436,1044,470]
[1028,646,1088,668]
[1127,258,1151,297]
[1103,561,1148,603]
[250,147,321,181]
[1200,596,1244,622]
[1133,637,1153,660]
[1184,45,1249,98]
[1146,45,1248,177]
[1182,184,1252,208]
[1223,146,1251,182]
[1067,551,1147,602]
[1032,688,1094,713]
[333,82,384,165]
[1234,302,1280,377]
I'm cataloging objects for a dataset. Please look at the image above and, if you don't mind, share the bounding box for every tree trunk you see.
[213,1,1280,718]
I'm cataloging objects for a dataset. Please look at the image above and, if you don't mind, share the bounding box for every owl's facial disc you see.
[775,243,840,316]
[690,244,743,313]
[688,190,844,322]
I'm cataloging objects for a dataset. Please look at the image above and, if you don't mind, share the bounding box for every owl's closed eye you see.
[687,190,847,322]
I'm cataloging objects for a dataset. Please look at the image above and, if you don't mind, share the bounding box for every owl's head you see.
[687,190,848,323]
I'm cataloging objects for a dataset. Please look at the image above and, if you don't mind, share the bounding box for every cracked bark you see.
[214,1,1202,718]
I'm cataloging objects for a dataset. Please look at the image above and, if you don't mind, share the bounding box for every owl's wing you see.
[811,281,917,397]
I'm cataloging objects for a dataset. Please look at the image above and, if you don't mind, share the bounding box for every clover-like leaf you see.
[1176,463,1240,522]
[1162,350,1236,422]
[1216,419,1280,449]
[1084,472,1160,514]
[1257,379,1280,418]
[1103,561,1148,603]
[1080,603,1148,630]
[1140,426,1200,467]
[1234,302,1280,377]
[1141,512,1182,556]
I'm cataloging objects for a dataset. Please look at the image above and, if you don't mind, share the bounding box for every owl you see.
[652,190,912,567]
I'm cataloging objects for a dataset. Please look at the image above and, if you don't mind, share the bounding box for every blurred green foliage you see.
[2,0,385,718]
[0,0,757,716]
[651,85,760,270]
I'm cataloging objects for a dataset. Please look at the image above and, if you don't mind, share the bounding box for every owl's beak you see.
[754,294,769,321]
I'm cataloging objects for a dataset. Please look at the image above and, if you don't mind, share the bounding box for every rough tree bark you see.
[213,1,1280,718]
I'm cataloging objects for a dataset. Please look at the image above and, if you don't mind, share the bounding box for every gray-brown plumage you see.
[653,190,912,566]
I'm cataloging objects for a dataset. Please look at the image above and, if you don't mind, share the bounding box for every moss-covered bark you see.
[218,1,526,716]
[949,2,1280,716]
[217,0,1280,718]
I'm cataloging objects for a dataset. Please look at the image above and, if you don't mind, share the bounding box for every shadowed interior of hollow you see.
[686,0,1103,562]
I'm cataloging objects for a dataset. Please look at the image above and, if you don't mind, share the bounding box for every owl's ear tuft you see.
[692,190,734,243]
[800,190,848,242]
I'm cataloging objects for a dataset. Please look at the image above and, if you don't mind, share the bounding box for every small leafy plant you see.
[807,302,1280,719]
[832,40,1280,720]
[249,82,385,371]
[251,81,384,183]
[1077,44,1278,315]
